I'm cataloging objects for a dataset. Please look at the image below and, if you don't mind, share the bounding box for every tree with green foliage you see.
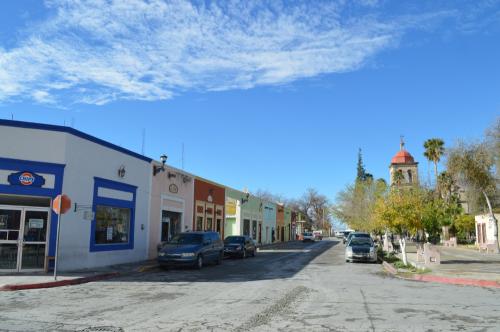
[424,138,445,189]
[356,148,367,182]
[374,187,426,264]
[447,141,498,253]
[453,214,476,243]
[333,178,388,233]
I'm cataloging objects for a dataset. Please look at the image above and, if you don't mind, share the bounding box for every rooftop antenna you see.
[141,128,146,155]
[11,113,13,120]
[70,117,75,128]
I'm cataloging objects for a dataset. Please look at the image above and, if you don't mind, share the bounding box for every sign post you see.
[52,194,71,281]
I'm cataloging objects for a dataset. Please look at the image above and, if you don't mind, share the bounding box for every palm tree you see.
[424,138,445,189]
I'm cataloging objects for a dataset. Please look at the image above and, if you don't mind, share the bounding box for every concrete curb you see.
[381,261,500,288]
[0,272,120,292]
[382,261,397,275]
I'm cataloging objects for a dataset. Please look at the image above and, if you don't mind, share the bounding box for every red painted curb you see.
[411,274,500,288]
[382,261,500,288]
[0,272,120,291]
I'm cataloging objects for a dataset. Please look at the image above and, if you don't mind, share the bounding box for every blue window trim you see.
[90,177,137,252]
[0,157,65,258]
[0,119,152,163]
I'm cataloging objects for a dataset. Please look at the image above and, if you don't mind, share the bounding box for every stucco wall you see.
[475,214,500,245]
[148,164,194,258]
[262,202,276,244]
[0,123,152,271]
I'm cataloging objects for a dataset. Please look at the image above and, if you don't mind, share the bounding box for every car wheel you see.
[196,255,203,270]
[242,249,247,259]
[216,251,223,265]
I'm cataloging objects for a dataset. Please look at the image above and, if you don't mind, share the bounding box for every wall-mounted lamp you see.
[167,172,177,179]
[118,165,126,178]
[153,154,168,176]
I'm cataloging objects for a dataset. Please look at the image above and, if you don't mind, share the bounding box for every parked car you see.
[342,231,352,244]
[302,232,316,242]
[224,235,256,258]
[343,232,371,245]
[334,231,344,238]
[158,232,224,269]
[313,230,323,240]
[345,237,377,263]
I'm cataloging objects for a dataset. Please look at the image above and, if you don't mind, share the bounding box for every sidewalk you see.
[0,260,157,291]
[396,244,500,287]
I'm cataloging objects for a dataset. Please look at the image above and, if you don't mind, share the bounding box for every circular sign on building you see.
[169,184,179,194]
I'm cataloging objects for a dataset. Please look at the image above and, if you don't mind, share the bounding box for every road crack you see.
[360,289,376,332]
[235,285,311,331]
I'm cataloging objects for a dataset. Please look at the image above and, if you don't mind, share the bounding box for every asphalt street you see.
[0,239,499,332]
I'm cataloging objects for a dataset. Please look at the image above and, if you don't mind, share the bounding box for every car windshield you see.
[349,238,373,246]
[304,232,313,236]
[353,233,370,238]
[169,234,203,245]
[224,236,245,244]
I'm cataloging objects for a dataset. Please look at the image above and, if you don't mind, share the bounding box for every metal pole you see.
[53,197,63,281]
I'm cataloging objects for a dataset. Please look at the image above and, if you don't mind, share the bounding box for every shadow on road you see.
[111,240,340,284]
[440,260,500,265]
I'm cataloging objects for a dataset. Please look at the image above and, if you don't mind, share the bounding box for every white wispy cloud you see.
[0,0,493,106]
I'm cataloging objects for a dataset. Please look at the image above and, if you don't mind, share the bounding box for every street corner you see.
[0,272,120,292]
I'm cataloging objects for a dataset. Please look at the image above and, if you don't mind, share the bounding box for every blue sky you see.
[0,0,499,203]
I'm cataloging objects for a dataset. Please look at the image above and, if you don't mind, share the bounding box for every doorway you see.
[161,210,182,242]
[0,205,50,272]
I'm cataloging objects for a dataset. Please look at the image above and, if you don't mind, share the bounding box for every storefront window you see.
[95,206,130,244]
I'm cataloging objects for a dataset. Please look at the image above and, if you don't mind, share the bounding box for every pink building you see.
[148,162,194,258]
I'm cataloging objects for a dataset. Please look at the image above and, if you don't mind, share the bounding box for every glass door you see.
[0,206,49,272]
[0,207,22,271]
[20,209,49,271]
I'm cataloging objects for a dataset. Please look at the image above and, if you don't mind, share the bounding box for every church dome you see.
[391,150,415,164]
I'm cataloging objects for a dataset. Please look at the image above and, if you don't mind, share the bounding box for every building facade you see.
[241,194,263,243]
[148,164,194,258]
[262,202,276,244]
[284,207,292,242]
[193,178,225,237]
[276,204,285,242]
[475,213,500,247]
[0,120,151,272]
[224,188,242,238]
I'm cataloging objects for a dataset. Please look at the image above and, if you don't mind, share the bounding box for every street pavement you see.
[1,239,499,332]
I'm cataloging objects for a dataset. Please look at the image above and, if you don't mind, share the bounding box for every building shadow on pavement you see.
[107,240,340,284]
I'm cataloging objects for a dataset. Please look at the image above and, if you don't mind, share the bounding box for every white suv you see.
[302,232,316,242]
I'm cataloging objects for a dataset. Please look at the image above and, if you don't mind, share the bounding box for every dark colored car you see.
[158,232,224,269]
[345,237,377,263]
[343,232,371,245]
[224,235,256,258]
